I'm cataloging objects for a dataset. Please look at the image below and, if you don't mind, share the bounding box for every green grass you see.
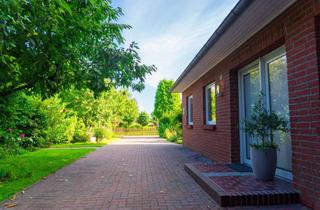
[50,142,106,148]
[50,138,120,148]
[0,148,95,201]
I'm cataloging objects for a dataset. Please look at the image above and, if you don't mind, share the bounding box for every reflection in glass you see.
[268,56,291,172]
[243,66,260,159]
[206,84,216,124]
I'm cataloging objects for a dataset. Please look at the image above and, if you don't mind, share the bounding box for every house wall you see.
[181,0,320,208]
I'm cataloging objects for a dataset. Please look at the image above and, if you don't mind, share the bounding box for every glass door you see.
[266,55,292,179]
[239,47,292,180]
[240,64,260,164]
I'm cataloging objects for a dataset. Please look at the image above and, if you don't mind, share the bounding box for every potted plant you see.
[243,95,289,181]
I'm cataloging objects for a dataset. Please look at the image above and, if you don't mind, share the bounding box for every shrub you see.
[164,128,177,142]
[0,93,48,149]
[129,122,142,129]
[103,128,113,140]
[72,120,89,143]
[157,116,171,138]
[137,111,150,126]
[94,127,113,142]
[40,96,77,144]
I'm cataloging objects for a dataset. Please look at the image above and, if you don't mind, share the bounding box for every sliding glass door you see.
[242,65,260,162]
[239,47,292,179]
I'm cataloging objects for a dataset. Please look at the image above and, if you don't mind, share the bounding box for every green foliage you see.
[137,111,150,126]
[129,122,142,128]
[0,92,48,154]
[0,147,94,201]
[40,95,77,144]
[0,0,155,157]
[152,79,182,141]
[164,128,178,142]
[153,80,181,120]
[59,88,97,128]
[94,127,113,142]
[119,95,139,128]
[0,87,142,157]
[0,0,156,98]
[72,119,89,143]
[242,94,289,149]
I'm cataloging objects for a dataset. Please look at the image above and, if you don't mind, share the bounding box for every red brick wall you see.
[285,2,320,208]
[181,0,320,208]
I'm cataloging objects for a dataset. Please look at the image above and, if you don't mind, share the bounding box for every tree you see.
[152,79,181,138]
[152,80,181,121]
[0,0,156,98]
[121,97,139,128]
[60,87,139,129]
[137,111,150,126]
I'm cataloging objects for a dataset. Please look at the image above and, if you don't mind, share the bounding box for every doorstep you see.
[185,162,300,207]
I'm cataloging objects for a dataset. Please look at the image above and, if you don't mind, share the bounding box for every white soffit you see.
[172,0,297,92]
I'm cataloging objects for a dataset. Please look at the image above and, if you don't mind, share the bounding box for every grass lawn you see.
[50,142,106,148]
[50,138,119,148]
[0,147,95,202]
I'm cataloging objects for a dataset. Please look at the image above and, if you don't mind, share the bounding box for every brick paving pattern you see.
[210,175,295,194]
[1,137,308,210]
[1,137,217,210]
[194,163,234,173]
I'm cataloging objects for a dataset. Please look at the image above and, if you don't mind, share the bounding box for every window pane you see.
[205,84,216,124]
[243,66,260,159]
[207,87,212,121]
[268,55,291,172]
[190,97,193,123]
[188,96,193,124]
[210,86,216,123]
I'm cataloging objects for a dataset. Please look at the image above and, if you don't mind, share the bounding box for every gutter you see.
[171,0,253,92]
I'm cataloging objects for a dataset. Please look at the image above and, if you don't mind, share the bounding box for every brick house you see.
[172,0,320,208]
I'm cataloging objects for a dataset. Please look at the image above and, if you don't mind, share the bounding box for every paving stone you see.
[0,137,216,210]
[1,137,308,210]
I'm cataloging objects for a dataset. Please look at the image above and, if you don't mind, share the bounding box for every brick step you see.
[185,163,300,207]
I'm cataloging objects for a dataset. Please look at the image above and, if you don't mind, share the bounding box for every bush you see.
[157,116,171,138]
[137,111,150,126]
[164,128,177,142]
[129,122,142,129]
[94,127,113,142]
[0,93,48,149]
[40,96,77,144]
[72,120,89,143]
[103,128,113,140]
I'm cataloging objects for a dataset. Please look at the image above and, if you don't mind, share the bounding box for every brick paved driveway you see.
[2,137,217,210]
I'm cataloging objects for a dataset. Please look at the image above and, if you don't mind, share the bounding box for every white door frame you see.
[238,46,293,180]
[238,60,260,166]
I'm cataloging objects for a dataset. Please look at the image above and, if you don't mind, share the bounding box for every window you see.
[187,95,193,125]
[205,83,216,125]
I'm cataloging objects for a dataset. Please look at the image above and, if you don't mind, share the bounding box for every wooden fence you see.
[113,127,158,136]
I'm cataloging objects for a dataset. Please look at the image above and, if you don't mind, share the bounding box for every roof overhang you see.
[172,0,298,93]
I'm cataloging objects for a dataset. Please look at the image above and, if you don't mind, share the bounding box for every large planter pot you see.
[250,147,277,181]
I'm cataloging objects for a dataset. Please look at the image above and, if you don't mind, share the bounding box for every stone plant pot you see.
[250,147,277,181]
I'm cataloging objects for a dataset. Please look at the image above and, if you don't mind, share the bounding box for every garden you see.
[0,0,183,202]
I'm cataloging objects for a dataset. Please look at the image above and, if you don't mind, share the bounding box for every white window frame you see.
[187,95,193,125]
[205,83,216,125]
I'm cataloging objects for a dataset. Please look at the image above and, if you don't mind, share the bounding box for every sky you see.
[112,0,238,114]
